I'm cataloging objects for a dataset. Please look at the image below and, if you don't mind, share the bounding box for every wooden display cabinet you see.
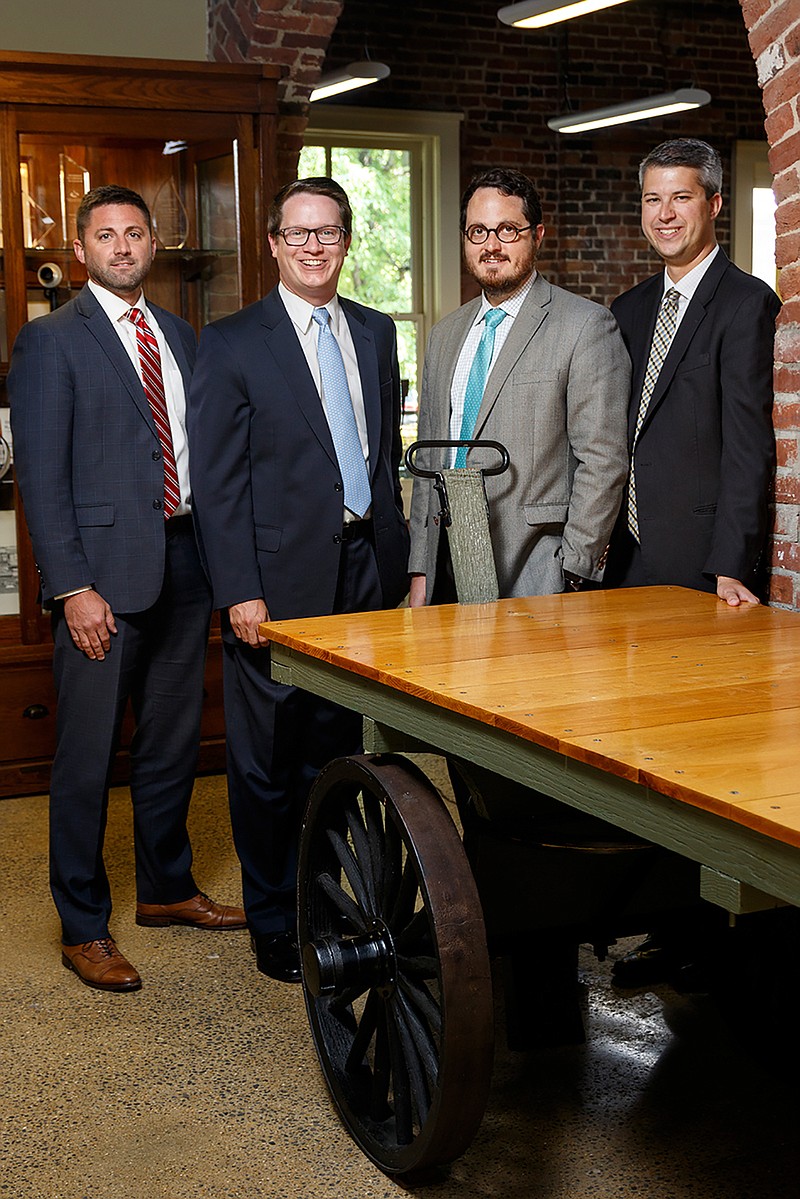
[0,51,282,797]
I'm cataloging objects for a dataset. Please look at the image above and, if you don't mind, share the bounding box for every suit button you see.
[334,482,343,492]
[153,499,163,510]
[152,449,162,461]
[333,534,342,544]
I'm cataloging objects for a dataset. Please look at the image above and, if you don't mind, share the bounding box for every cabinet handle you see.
[23,704,50,720]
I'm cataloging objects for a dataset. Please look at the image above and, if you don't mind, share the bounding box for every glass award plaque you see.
[59,153,90,241]
[22,191,57,249]
[152,178,190,250]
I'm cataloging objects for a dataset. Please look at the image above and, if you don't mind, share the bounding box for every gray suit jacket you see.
[408,274,631,597]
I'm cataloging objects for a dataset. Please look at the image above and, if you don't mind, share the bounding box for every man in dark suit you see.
[605,137,780,603]
[605,139,780,986]
[10,185,245,995]
[187,177,410,983]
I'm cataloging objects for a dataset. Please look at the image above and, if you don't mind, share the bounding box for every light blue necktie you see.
[455,306,507,467]
[312,307,372,518]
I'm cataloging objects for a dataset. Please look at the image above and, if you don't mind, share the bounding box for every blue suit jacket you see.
[187,287,410,624]
[9,285,197,610]
[611,250,780,589]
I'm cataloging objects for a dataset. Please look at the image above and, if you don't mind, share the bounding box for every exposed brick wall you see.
[742,0,800,608]
[207,0,343,185]
[321,0,764,304]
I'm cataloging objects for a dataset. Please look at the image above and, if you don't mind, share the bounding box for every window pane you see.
[330,147,412,313]
[752,187,778,293]
[298,144,327,177]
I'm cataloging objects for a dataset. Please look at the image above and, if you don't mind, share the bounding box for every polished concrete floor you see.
[1,764,799,1199]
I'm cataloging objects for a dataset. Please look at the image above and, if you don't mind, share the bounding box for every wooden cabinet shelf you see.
[0,50,282,797]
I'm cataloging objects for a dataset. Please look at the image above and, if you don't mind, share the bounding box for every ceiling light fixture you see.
[498,0,635,29]
[310,60,391,103]
[547,88,712,134]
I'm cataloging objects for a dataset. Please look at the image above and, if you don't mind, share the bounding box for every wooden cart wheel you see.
[298,753,493,1176]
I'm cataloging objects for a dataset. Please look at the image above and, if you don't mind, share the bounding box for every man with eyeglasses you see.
[188,177,410,984]
[409,167,630,605]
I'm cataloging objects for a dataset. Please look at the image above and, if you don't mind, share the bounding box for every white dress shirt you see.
[448,274,535,464]
[279,281,370,520]
[662,244,720,333]
[88,278,191,515]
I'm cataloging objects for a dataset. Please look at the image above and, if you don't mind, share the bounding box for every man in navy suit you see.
[188,177,409,983]
[10,185,246,994]
[605,140,780,986]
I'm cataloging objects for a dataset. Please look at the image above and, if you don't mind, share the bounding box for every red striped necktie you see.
[126,307,180,518]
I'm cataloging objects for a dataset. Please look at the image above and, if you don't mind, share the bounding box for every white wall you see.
[0,0,207,61]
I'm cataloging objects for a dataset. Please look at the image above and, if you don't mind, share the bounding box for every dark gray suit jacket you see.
[9,284,197,609]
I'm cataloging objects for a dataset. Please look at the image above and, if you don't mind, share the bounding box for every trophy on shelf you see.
[21,192,57,249]
[152,177,190,250]
[59,153,90,242]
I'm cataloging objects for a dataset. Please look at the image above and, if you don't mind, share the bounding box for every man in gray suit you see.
[409,167,630,604]
[10,185,245,995]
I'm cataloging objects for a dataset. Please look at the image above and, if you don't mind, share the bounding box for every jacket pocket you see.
[75,504,115,527]
[523,502,569,525]
[255,524,282,552]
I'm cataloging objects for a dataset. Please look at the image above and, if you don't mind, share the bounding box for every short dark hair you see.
[267,176,353,238]
[460,168,543,231]
[76,185,152,241]
[639,139,723,199]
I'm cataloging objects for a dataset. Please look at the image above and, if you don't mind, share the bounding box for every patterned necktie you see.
[126,308,180,518]
[312,307,371,519]
[455,306,507,467]
[627,287,681,540]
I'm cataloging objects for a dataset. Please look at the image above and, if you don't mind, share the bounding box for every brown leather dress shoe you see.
[135,891,247,930]
[61,938,142,992]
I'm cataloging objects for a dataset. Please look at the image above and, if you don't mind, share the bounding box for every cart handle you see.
[404,439,510,479]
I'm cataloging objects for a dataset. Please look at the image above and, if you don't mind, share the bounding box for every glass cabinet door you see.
[17,128,242,333]
[0,154,18,619]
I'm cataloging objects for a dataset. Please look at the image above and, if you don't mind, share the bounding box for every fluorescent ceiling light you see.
[547,88,712,134]
[310,61,390,103]
[498,0,634,29]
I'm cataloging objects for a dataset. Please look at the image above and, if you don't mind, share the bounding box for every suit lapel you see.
[473,276,548,436]
[341,298,381,478]
[75,286,157,436]
[260,289,339,467]
[636,250,730,437]
[150,302,192,396]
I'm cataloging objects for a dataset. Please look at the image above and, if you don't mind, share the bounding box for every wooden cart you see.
[262,587,800,1176]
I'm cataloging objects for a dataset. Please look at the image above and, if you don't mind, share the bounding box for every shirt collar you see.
[87,277,147,324]
[477,271,535,325]
[279,280,342,335]
[664,244,719,302]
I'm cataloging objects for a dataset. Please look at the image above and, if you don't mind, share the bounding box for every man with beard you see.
[408,167,630,604]
[10,185,245,994]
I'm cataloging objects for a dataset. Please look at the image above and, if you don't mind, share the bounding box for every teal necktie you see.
[312,307,372,518]
[455,307,507,467]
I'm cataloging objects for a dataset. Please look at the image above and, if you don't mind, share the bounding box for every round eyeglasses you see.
[276,226,347,247]
[464,223,532,244]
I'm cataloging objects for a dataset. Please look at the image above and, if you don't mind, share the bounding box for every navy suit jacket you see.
[9,285,197,610]
[611,250,780,590]
[187,287,410,625]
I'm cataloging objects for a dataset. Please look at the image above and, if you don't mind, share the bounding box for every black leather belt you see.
[338,519,372,542]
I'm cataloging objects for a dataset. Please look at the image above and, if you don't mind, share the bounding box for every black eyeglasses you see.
[464,223,532,244]
[276,226,347,247]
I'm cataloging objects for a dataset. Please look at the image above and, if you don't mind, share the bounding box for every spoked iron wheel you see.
[298,753,493,1176]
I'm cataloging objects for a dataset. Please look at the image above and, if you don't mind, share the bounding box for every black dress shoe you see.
[611,934,680,988]
[250,932,301,983]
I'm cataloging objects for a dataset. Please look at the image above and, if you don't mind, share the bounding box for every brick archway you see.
[742,0,800,606]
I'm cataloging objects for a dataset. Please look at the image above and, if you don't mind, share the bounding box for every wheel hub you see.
[303,920,396,998]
